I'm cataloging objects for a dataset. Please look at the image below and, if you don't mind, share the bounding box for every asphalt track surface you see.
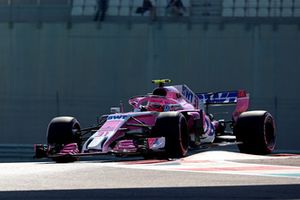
[1,149,300,200]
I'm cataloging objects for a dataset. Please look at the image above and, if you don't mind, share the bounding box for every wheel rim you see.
[264,116,275,151]
[179,116,189,155]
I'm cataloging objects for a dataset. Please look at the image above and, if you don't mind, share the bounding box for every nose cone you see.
[88,136,108,151]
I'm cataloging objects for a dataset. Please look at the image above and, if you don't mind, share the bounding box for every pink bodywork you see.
[232,92,250,121]
[79,111,160,154]
[84,88,201,154]
[60,87,250,155]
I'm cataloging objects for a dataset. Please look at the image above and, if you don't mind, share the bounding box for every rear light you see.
[237,90,247,98]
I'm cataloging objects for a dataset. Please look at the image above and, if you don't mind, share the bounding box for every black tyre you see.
[47,116,81,153]
[154,112,189,158]
[234,111,276,155]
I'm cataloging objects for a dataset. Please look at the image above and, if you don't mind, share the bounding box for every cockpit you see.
[129,94,183,112]
[128,79,195,112]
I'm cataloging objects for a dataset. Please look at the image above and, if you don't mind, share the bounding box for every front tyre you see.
[234,111,276,155]
[154,112,189,158]
[47,116,81,162]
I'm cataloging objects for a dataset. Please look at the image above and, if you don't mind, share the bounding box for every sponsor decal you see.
[163,104,182,111]
[197,91,238,104]
[182,85,194,102]
[163,105,170,111]
[107,115,128,120]
[182,85,200,109]
[203,117,215,136]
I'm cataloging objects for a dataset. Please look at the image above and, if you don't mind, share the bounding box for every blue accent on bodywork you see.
[197,91,238,104]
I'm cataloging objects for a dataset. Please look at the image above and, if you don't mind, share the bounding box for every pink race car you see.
[35,79,276,162]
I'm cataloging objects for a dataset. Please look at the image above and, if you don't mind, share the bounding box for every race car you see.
[34,79,276,162]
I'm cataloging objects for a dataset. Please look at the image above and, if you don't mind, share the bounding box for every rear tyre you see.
[47,116,81,162]
[154,112,189,158]
[234,111,276,155]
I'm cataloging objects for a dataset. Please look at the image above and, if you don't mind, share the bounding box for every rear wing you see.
[196,90,250,120]
[196,90,247,105]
